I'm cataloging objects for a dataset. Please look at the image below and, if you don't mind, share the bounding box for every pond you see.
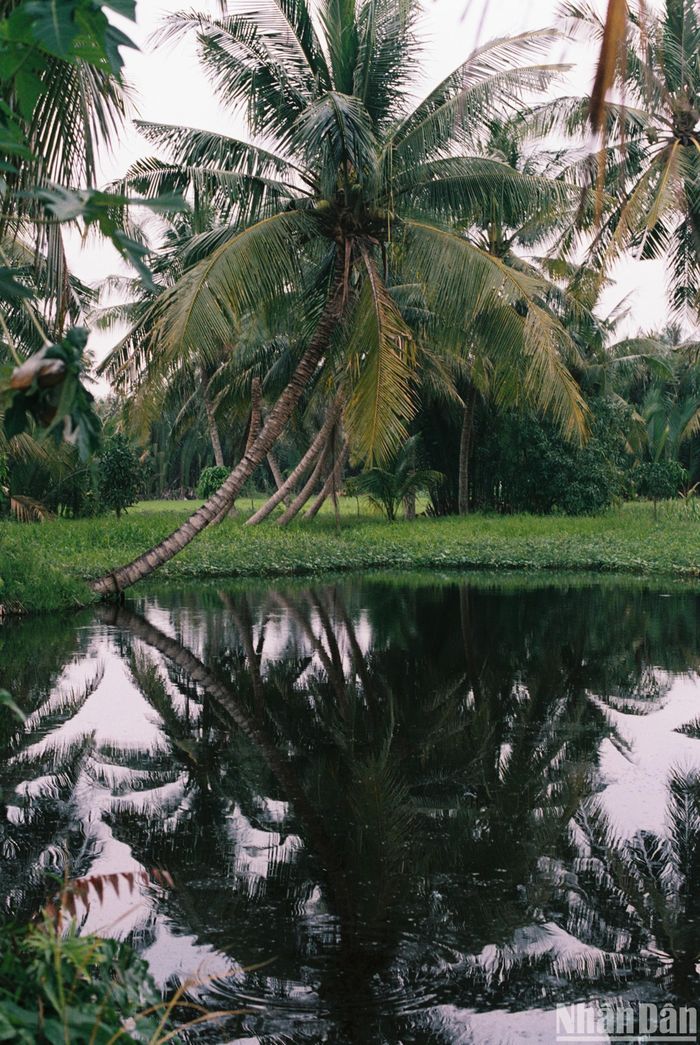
[3,573,700,1042]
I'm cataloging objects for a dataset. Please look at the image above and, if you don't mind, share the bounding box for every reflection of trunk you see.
[266,450,291,506]
[306,438,349,521]
[99,603,352,912]
[458,385,477,516]
[91,267,347,596]
[201,369,224,468]
[246,395,342,526]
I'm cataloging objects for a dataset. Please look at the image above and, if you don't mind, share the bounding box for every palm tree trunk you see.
[267,450,292,506]
[277,432,331,526]
[91,272,347,596]
[245,395,342,526]
[201,369,224,468]
[458,385,477,516]
[245,377,262,453]
[305,438,349,521]
[210,376,262,526]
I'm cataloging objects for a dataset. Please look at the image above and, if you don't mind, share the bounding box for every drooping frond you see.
[344,248,417,463]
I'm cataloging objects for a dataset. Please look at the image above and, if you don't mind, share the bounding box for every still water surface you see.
[3,574,700,1041]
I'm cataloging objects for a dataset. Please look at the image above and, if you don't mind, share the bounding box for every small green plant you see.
[197,465,229,500]
[0,915,171,1043]
[346,438,443,521]
[98,435,143,518]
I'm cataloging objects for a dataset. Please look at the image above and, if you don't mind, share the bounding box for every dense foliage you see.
[97,434,142,517]
[472,398,631,515]
[0,917,167,1044]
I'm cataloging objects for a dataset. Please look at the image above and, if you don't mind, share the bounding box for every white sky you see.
[73,0,673,382]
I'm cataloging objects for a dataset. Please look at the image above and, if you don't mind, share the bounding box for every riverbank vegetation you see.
[6,499,700,615]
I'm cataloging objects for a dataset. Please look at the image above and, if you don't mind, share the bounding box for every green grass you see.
[2,498,700,614]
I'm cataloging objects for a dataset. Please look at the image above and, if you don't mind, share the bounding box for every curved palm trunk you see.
[201,369,224,468]
[245,394,342,526]
[305,438,349,521]
[458,385,477,516]
[211,375,265,525]
[91,274,347,596]
[277,433,330,526]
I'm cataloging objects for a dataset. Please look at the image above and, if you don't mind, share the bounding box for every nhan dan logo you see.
[555,1002,698,1043]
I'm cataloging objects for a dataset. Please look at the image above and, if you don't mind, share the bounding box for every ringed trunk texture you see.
[458,385,477,517]
[245,394,342,526]
[245,377,262,454]
[305,438,349,521]
[91,276,346,596]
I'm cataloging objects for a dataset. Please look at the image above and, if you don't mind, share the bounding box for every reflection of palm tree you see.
[0,666,103,920]
[555,769,700,1000]
[98,581,645,1040]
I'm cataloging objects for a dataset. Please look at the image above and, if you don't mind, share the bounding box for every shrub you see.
[472,398,629,515]
[97,435,142,518]
[634,460,688,503]
[0,917,167,1043]
[197,465,229,499]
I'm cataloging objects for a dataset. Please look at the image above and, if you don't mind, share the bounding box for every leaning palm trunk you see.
[245,394,343,526]
[305,438,349,521]
[277,433,331,526]
[212,376,264,525]
[91,280,347,596]
[458,385,477,516]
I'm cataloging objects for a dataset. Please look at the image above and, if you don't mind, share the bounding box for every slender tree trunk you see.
[91,271,347,596]
[403,493,416,520]
[267,450,292,506]
[458,385,477,516]
[245,395,342,526]
[277,432,331,526]
[245,377,262,453]
[201,369,224,468]
[306,438,349,521]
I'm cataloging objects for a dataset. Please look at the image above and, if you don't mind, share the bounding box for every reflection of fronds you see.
[675,715,700,739]
[552,770,700,992]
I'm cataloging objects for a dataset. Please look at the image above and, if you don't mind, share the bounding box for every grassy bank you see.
[2,499,700,614]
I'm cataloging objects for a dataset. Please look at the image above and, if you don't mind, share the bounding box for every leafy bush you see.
[97,435,142,518]
[633,460,688,503]
[0,917,168,1043]
[197,465,229,499]
[472,398,630,515]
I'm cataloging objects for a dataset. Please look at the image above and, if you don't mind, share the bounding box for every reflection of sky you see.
[597,672,700,836]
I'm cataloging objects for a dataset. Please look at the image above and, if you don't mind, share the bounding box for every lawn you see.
[2,497,700,615]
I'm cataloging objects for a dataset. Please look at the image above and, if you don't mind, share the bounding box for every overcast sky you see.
[75,0,672,380]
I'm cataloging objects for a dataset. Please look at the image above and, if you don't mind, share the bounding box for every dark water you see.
[4,574,700,1042]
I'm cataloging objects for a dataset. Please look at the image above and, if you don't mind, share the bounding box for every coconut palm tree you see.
[559,0,700,316]
[91,2,587,595]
